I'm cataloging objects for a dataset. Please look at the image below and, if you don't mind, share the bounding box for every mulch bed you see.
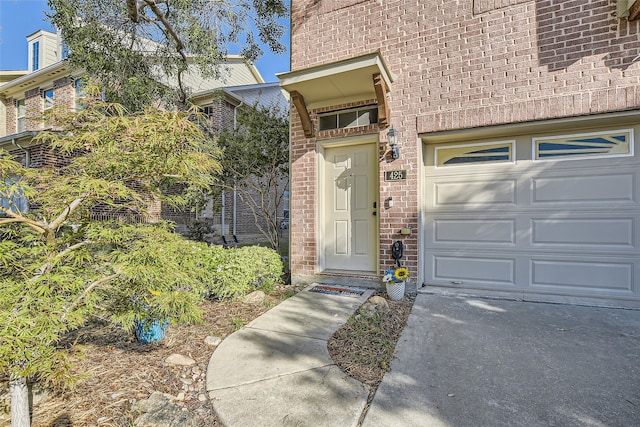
[2,288,414,427]
[328,292,415,385]
[22,295,281,427]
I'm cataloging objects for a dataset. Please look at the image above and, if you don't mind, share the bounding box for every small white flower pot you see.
[385,281,405,301]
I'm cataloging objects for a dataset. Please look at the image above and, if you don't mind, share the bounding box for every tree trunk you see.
[10,377,31,427]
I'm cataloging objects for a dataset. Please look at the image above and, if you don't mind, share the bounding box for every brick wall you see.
[24,88,43,131]
[5,98,16,135]
[53,77,75,110]
[202,98,236,132]
[289,0,640,282]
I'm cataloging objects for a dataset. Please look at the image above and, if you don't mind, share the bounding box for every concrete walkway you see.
[207,287,640,426]
[206,284,374,427]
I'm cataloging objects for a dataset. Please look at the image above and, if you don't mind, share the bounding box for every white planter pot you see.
[385,281,405,301]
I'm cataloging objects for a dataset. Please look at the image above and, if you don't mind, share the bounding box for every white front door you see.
[324,143,377,272]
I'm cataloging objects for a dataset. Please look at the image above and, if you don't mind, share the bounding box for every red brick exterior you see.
[52,77,75,110]
[289,0,640,285]
[24,88,43,131]
[6,98,17,135]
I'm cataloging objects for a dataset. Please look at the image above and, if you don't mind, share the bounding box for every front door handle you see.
[372,211,377,216]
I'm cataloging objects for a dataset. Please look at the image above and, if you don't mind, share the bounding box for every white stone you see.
[242,290,266,305]
[204,336,222,346]
[362,295,390,313]
[369,295,389,308]
[165,353,196,366]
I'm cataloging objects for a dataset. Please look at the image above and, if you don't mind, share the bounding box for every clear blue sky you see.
[0,0,290,82]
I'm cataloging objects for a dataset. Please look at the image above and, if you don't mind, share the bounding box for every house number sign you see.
[384,170,407,181]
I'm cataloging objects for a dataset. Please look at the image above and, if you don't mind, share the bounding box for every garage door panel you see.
[432,255,516,285]
[433,218,516,244]
[430,178,517,208]
[532,172,636,205]
[531,218,636,248]
[530,258,635,294]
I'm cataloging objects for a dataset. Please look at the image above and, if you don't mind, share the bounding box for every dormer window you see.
[32,41,40,71]
[27,30,60,71]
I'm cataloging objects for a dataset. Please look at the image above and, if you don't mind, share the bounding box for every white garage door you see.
[423,129,640,307]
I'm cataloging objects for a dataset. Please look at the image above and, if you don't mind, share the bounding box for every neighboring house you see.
[0,29,289,236]
[192,82,290,238]
[278,0,640,307]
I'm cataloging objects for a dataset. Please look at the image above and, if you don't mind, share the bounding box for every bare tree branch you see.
[0,207,47,234]
[65,273,119,316]
[49,195,87,231]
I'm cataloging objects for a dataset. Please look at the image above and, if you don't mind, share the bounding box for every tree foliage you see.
[0,98,221,425]
[47,0,288,111]
[215,102,289,253]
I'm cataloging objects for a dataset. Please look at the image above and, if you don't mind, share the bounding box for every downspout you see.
[221,191,225,236]
[232,100,244,237]
[233,185,237,236]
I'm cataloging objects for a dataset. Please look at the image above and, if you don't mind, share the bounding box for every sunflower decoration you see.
[394,267,409,282]
[383,267,409,283]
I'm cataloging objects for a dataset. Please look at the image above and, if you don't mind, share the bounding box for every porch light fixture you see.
[387,126,400,159]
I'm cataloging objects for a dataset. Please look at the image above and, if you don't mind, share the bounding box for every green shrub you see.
[186,220,214,242]
[203,245,283,299]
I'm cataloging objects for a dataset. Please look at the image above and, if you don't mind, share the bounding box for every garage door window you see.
[533,129,632,161]
[435,141,514,167]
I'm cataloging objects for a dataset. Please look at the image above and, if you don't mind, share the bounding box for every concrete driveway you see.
[363,293,640,427]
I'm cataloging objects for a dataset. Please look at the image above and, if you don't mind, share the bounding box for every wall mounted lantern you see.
[387,126,400,159]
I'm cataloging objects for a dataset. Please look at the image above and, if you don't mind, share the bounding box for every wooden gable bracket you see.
[373,73,390,129]
[630,0,640,20]
[620,0,640,20]
[290,90,314,138]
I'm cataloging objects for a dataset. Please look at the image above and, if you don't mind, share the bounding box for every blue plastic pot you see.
[134,318,169,344]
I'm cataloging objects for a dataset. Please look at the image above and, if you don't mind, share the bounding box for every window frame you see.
[434,140,516,168]
[0,177,29,217]
[317,106,378,132]
[32,41,40,71]
[43,88,54,111]
[74,78,85,110]
[16,99,26,133]
[532,129,634,162]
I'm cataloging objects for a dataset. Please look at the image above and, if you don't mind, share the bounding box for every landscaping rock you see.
[204,336,222,346]
[362,296,390,313]
[133,392,199,427]
[242,290,266,305]
[165,353,196,366]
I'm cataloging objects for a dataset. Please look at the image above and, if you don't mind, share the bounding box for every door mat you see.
[308,284,365,298]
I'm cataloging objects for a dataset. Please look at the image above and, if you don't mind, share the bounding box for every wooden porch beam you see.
[373,73,390,129]
[290,91,314,138]
[630,0,640,20]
